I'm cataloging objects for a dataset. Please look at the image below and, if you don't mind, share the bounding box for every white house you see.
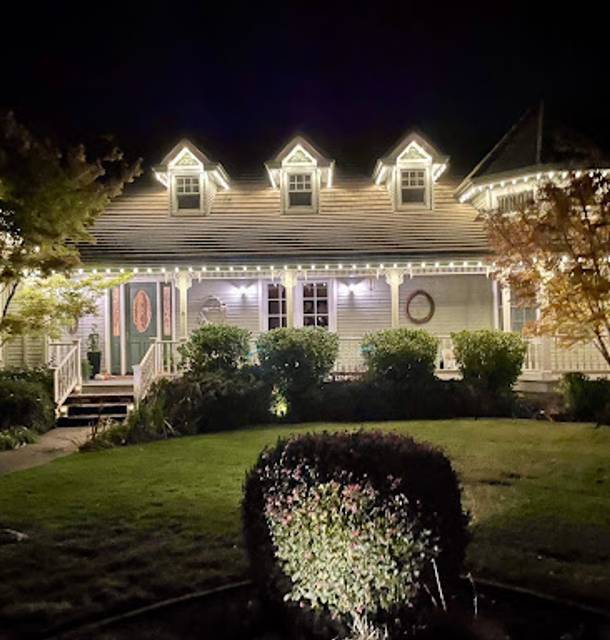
[2,105,609,414]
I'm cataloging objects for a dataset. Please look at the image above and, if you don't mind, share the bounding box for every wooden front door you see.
[126,283,158,371]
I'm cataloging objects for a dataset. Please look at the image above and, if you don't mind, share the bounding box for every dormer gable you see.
[373,131,449,211]
[265,135,334,214]
[153,139,229,215]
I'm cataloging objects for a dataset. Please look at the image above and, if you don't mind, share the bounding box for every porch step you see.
[58,381,134,427]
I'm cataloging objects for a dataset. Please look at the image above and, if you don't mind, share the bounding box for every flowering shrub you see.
[243,430,468,638]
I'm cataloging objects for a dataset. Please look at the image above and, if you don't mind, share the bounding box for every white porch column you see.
[492,279,500,330]
[281,271,297,328]
[176,272,192,339]
[385,269,404,329]
[501,285,512,332]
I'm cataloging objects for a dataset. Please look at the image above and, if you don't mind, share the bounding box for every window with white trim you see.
[400,169,427,205]
[176,176,201,210]
[288,173,313,208]
[267,283,287,329]
[303,282,329,328]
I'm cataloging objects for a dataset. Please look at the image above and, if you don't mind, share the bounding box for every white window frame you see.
[260,281,288,331]
[171,172,205,214]
[282,169,318,213]
[396,164,431,210]
[294,279,336,331]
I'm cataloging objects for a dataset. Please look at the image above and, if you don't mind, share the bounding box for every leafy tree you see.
[483,172,610,366]
[0,111,141,337]
[1,273,128,344]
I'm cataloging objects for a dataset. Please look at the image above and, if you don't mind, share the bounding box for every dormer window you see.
[153,139,230,216]
[176,176,201,210]
[288,173,313,208]
[265,135,334,214]
[400,169,427,205]
[373,131,449,212]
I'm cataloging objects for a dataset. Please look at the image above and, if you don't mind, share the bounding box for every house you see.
[1,105,609,413]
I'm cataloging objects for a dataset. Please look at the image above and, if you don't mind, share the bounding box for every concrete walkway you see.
[0,427,90,476]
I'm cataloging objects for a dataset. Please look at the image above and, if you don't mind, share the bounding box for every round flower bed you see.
[242,430,469,638]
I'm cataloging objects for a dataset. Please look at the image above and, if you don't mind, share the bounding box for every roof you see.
[459,103,608,189]
[79,170,488,266]
[265,134,333,169]
[378,129,449,166]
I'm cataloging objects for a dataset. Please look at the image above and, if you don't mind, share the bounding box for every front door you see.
[126,283,158,371]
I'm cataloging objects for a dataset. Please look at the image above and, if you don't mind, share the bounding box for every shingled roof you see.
[79,169,488,266]
[459,103,607,190]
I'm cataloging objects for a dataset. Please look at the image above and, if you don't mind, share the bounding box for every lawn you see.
[0,419,609,638]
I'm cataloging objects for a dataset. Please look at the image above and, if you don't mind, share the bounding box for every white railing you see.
[333,334,610,379]
[49,339,82,407]
[133,339,185,405]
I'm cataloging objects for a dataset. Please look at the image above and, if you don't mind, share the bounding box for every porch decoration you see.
[406,289,435,324]
[86,325,102,378]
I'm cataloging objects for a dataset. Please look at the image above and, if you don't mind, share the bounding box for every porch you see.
[48,333,610,415]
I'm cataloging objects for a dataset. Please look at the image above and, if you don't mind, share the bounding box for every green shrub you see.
[0,426,37,451]
[256,327,339,401]
[179,324,251,376]
[0,366,54,399]
[560,372,610,424]
[361,328,438,385]
[451,329,526,393]
[0,379,55,433]
[243,430,468,638]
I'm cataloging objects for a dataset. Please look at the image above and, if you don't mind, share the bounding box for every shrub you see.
[451,329,526,394]
[256,327,339,400]
[0,426,37,451]
[179,324,251,376]
[0,366,54,399]
[362,328,438,385]
[560,372,610,424]
[243,430,468,638]
[0,379,55,433]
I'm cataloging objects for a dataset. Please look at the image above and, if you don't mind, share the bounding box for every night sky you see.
[2,2,608,177]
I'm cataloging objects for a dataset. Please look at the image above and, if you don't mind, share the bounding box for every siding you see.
[186,279,260,336]
[336,276,391,336]
[69,296,107,372]
[399,275,493,334]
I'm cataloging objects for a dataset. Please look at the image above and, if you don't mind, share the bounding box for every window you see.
[303,282,329,328]
[267,283,287,329]
[497,190,534,213]
[176,176,201,209]
[511,305,537,334]
[288,173,312,208]
[400,169,427,205]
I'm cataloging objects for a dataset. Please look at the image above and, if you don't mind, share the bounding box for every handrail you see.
[50,339,82,407]
[133,339,186,406]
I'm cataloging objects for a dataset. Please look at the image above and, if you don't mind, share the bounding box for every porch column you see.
[176,272,192,339]
[501,285,512,332]
[492,279,500,330]
[281,271,296,328]
[386,269,404,329]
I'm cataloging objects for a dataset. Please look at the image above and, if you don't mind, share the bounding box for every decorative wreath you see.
[405,290,435,324]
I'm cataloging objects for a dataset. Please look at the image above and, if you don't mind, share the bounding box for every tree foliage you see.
[0,111,141,335]
[483,172,610,365]
[0,273,128,344]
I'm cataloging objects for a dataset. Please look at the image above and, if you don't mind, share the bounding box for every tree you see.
[483,171,610,366]
[0,111,141,336]
[0,273,128,344]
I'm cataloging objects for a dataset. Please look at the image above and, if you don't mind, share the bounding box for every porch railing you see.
[333,334,610,379]
[49,339,82,407]
[133,339,185,406]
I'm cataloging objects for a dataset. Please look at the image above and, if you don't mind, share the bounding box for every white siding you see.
[399,275,493,334]
[69,295,107,372]
[186,279,260,335]
[4,336,46,368]
[336,276,391,336]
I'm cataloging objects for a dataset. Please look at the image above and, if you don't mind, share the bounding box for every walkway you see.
[0,427,90,476]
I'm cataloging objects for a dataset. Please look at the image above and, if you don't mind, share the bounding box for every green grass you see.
[0,419,609,636]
